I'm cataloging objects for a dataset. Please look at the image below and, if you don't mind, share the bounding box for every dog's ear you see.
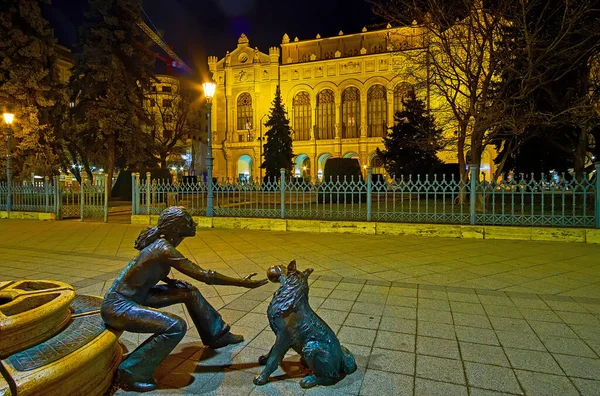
[287,260,297,272]
[303,268,314,277]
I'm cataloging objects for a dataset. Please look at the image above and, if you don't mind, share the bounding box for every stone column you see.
[360,93,368,138]
[386,89,395,129]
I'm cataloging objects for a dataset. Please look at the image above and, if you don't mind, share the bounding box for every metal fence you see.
[132,164,600,228]
[0,176,109,222]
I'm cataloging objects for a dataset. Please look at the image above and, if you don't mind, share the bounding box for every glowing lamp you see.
[203,82,216,100]
[3,113,14,125]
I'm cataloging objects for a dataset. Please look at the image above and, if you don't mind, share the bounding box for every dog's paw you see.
[253,374,269,386]
[300,374,319,388]
[258,354,268,365]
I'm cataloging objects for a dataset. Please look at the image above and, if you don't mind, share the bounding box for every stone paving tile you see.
[572,378,600,396]
[538,334,598,358]
[464,362,523,394]
[453,313,493,329]
[378,316,416,334]
[417,336,460,359]
[504,348,563,375]
[416,355,465,385]
[514,370,579,396]
[455,326,499,346]
[359,369,413,396]
[374,330,415,352]
[459,342,510,367]
[414,378,468,396]
[417,321,456,340]
[338,326,377,348]
[553,354,600,380]
[495,330,546,351]
[343,313,382,330]
[368,348,415,375]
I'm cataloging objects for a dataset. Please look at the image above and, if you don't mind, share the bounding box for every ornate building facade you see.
[208,25,495,181]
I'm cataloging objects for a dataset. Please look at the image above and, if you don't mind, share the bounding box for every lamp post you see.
[202,81,216,217]
[3,112,14,212]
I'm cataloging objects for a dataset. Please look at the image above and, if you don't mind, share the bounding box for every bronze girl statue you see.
[101,206,267,392]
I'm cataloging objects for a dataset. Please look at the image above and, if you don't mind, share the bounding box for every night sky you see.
[42,0,381,76]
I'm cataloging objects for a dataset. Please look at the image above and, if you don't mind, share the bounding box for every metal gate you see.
[55,175,109,222]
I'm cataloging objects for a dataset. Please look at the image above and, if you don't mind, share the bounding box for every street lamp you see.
[3,112,14,212]
[202,81,216,217]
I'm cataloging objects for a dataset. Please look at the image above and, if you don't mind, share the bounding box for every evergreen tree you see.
[69,0,155,186]
[261,86,294,180]
[0,0,64,179]
[376,91,444,178]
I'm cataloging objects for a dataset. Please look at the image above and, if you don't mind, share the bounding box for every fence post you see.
[131,172,136,215]
[79,177,84,222]
[54,176,61,220]
[595,162,600,228]
[104,174,109,223]
[470,164,479,225]
[280,169,286,219]
[146,172,151,218]
[367,167,373,221]
[44,176,50,213]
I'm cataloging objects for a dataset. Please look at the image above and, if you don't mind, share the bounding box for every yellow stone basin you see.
[0,282,122,396]
[0,281,75,358]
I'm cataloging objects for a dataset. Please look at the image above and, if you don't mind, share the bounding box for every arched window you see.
[342,87,360,138]
[316,90,335,139]
[367,85,387,137]
[237,93,253,130]
[393,83,412,115]
[293,92,311,141]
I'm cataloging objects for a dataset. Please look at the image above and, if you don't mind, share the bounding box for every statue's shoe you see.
[117,369,157,392]
[209,332,244,349]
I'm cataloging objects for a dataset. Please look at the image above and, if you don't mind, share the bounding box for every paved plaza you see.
[1,219,600,395]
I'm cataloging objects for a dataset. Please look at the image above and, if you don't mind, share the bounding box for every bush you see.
[322,158,363,183]
[319,158,366,203]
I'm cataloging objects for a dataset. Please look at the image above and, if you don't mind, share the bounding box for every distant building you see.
[208,25,496,181]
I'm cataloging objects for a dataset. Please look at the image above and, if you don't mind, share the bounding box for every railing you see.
[132,164,600,228]
[0,179,55,213]
[0,176,108,222]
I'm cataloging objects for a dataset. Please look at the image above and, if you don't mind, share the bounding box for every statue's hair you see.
[134,206,191,250]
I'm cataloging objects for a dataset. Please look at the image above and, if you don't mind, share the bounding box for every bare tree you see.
[369,0,600,182]
[145,81,203,169]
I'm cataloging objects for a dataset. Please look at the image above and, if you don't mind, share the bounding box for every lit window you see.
[293,92,311,141]
[316,90,335,139]
[367,85,387,137]
[342,87,360,138]
[237,93,253,130]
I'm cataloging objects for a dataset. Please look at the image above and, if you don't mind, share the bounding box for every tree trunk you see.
[106,134,116,201]
[573,128,588,182]
[470,129,486,211]
[160,155,167,169]
[457,123,468,205]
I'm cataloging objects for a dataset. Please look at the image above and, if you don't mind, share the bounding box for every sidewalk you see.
[0,219,599,395]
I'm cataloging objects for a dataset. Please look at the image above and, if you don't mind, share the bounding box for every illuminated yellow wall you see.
[208,25,491,181]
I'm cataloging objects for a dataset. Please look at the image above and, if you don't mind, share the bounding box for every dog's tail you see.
[341,346,357,374]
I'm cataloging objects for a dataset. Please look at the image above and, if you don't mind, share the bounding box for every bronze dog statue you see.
[253,260,357,388]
